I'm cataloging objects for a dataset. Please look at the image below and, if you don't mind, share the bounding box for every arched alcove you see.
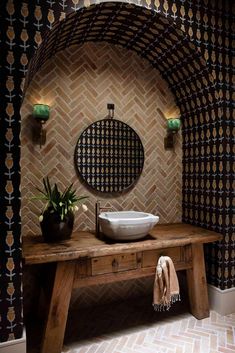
[24,3,220,243]
[20,0,219,321]
[21,41,182,235]
[23,3,219,239]
[22,40,184,314]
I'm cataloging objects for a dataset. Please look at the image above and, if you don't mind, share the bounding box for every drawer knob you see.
[112,259,119,269]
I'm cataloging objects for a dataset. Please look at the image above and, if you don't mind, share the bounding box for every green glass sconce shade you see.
[164,118,181,149]
[33,104,50,121]
[32,104,50,147]
[167,118,181,132]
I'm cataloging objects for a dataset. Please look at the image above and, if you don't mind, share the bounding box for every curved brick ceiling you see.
[26,2,217,124]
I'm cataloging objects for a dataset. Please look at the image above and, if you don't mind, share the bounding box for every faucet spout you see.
[95,201,100,237]
[95,200,112,237]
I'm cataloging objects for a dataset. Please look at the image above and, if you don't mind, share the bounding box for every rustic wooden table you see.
[22,223,222,353]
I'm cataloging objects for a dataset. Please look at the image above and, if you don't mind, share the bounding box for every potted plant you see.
[33,177,88,242]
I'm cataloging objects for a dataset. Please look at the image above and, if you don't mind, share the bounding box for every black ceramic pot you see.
[40,209,74,242]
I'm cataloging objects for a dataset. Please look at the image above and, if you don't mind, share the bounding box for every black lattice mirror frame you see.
[74,118,144,194]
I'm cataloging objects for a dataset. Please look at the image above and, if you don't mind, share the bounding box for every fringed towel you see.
[153,256,180,311]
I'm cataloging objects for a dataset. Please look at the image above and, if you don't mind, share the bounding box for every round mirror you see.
[74,119,144,193]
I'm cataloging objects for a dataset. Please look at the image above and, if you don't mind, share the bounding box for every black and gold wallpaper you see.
[0,0,234,342]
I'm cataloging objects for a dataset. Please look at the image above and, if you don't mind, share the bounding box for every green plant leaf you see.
[35,186,47,196]
[32,177,88,222]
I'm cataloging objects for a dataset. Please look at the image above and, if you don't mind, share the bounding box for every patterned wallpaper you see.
[0,0,234,343]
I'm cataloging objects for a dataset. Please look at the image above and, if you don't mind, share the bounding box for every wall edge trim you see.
[0,328,26,353]
[208,284,235,316]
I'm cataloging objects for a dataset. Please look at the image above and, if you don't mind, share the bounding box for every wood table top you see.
[22,223,222,265]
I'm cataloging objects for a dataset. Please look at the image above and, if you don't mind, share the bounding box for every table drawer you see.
[142,247,182,268]
[91,253,137,275]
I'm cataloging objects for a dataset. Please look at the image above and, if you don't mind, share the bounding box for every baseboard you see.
[208,284,235,316]
[0,328,26,353]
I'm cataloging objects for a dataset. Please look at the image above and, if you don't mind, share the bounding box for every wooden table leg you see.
[186,243,209,319]
[41,260,76,353]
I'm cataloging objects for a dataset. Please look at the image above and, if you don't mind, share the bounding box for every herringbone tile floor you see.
[27,295,235,353]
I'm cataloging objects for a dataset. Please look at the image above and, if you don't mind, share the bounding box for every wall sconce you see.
[164,118,181,149]
[32,104,50,147]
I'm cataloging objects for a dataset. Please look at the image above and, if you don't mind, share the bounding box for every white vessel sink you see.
[99,211,159,241]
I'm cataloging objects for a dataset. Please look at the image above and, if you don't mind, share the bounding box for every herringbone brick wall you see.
[21,42,182,309]
[21,42,182,236]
